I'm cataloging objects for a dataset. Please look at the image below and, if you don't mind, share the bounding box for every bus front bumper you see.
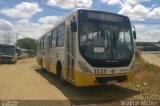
[75,71,135,87]
[0,57,16,63]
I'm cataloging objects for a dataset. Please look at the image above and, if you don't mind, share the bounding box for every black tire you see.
[40,59,43,67]
[40,59,47,73]
[12,59,17,64]
[57,63,67,86]
[41,68,47,73]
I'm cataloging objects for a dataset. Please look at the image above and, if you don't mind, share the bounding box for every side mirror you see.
[71,21,77,32]
[132,25,136,39]
[133,31,136,39]
[71,16,77,32]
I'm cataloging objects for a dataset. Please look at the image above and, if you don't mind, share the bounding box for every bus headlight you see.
[77,61,93,74]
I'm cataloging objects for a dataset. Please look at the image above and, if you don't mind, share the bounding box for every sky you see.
[0,0,160,44]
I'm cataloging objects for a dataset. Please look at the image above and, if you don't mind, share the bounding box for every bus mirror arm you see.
[71,15,77,32]
[133,31,136,39]
[132,25,136,39]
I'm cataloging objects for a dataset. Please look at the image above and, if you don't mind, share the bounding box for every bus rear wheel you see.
[40,59,47,72]
[57,63,67,86]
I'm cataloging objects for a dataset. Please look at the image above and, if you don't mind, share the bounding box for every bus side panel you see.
[42,54,47,69]
[49,48,65,75]
[49,48,57,74]
[36,50,46,68]
[58,48,65,76]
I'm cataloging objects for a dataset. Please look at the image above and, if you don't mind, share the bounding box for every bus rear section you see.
[28,50,35,58]
[20,49,29,59]
[0,44,18,63]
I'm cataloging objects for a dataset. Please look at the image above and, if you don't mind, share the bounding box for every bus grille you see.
[0,57,12,62]
[96,75,127,84]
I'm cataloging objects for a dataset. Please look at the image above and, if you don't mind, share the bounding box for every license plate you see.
[95,69,107,74]
[107,80,117,84]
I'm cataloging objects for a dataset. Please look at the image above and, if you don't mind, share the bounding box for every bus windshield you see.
[78,10,134,62]
[0,46,15,56]
[79,23,133,60]
[28,50,35,55]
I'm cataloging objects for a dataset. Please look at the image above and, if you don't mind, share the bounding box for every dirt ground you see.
[0,58,159,106]
[141,53,160,67]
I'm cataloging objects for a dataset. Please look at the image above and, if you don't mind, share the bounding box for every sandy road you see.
[0,59,67,100]
[0,58,157,106]
[141,53,160,67]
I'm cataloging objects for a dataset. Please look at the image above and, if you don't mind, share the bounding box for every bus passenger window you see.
[57,24,65,47]
[52,29,58,48]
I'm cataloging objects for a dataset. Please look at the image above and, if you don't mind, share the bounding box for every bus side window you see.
[49,35,51,49]
[44,35,47,49]
[41,37,44,50]
[37,41,39,50]
[57,24,65,47]
[40,38,42,50]
[51,29,58,48]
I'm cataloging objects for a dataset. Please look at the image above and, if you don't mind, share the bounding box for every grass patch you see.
[133,51,160,88]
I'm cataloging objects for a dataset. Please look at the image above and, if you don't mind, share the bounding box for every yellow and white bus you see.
[36,9,136,87]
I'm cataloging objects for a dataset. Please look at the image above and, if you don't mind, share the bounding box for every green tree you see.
[16,37,37,50]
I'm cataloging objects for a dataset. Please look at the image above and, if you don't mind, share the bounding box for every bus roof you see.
[21,49,28,51]
[74,8,129,18]
[39,8,129,40]
[0,44,16,47]
[39,8,78,39]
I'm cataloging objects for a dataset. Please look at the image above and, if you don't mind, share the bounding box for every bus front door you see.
[66,26,75,82]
